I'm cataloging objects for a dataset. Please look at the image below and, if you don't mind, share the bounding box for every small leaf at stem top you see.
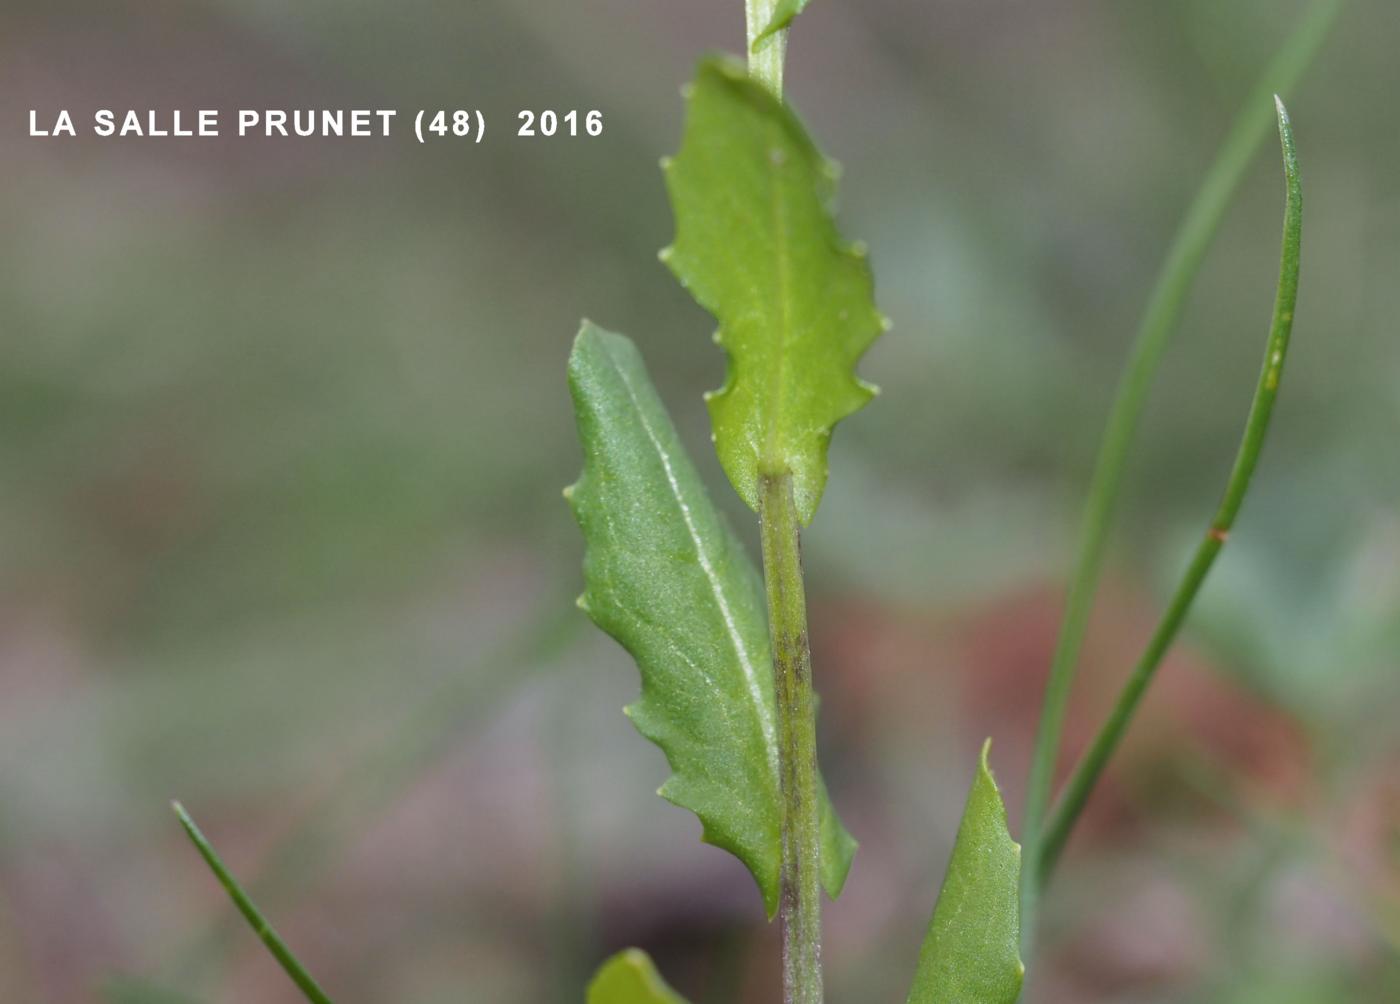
[752,0,812,48]
[566,322,857,916]
[906,741,1024,1004]
[663,57,885,526]
[587,949,691,1004]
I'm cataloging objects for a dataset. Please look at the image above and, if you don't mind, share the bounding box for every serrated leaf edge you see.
[660,57,886,525]
[567,323,779,768]
[566,323,785,912]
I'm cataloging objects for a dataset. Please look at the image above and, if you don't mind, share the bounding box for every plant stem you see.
[760,473,823,1004]
[172,801,334,1004]
[1018,0,1343,948]
[1035,98,1303,887]
[744,8,815,1002]
[746,0,788,97]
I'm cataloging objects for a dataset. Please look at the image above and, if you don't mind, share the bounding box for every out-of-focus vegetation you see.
[0,1,1395,1001]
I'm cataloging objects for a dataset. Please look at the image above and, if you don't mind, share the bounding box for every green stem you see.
[745,7,813,1001]
[1036,97,1303,889]
[746,0,788,97]
[760,474,823,1004]
[1019,0,1342,947]
[172,801,334,1004]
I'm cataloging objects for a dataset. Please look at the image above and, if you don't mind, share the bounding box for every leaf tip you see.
[171,800,197,837]
[751,0,807,52]
[572,318,600,356]
[587,948,689,1004]
[904,738,1023,1004]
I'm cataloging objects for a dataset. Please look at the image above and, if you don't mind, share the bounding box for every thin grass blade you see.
[170,802,334,1004]
[1035,96,1305,887]
[162,600,581,987]
[1019,0,1343,942]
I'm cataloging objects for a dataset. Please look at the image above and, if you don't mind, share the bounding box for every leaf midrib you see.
[601,341,780,767]
[763,115,795,475]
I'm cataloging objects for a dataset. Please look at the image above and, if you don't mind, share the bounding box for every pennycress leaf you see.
[587,949,691,1004]
[566,322,856,916]
[752,0,813,49]
[662,58,885,526]
[906,742,1024,1004]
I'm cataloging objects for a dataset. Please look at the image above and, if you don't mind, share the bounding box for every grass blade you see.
[171,802,334,1004]
[1035,96,1304,888]
[159,598,580,988]
[1019,0,1342,942]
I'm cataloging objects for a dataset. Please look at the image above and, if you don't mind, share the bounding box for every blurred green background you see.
[1,1,1397,1001]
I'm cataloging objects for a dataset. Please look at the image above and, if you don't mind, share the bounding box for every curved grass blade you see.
[662,57,885,527]
[906,741,1023,1004]
[1035,97,1305,888]
[1020,0,1343,940]
[587,949,691,1004]
[566,323,856,916]
[170,802,333,1004]
[752,0,811,49]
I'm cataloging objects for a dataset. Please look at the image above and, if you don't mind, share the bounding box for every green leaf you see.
[907,742,1024,1004]
[753,0,811,48]
[662,58,885,526]
[566,322,856,916]
[586,949,690,1004]
[171,802,334,1004]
